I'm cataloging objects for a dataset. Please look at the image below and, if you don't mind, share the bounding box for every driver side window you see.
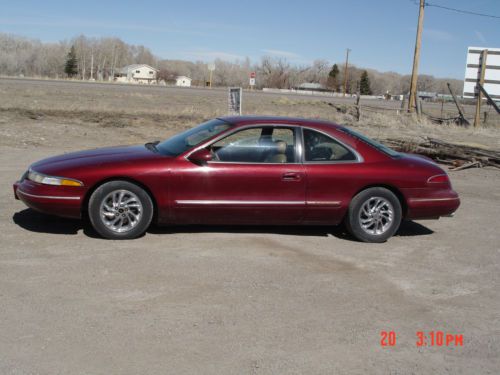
[211,127,296,163]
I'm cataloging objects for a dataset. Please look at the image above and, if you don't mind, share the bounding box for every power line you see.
[410,0,500,19]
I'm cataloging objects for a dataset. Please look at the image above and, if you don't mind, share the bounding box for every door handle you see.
[282,172,302,181]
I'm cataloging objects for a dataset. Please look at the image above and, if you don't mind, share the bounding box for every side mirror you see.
[188,148,212,165]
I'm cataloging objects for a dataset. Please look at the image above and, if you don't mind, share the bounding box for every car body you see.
[13,116,460,242]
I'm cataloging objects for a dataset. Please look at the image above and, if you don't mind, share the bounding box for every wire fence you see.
[328,99,500,127]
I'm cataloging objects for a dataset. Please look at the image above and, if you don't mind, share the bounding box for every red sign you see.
[250,72,256,78]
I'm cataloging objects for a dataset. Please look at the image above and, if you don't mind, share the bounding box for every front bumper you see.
[14,179,85,219]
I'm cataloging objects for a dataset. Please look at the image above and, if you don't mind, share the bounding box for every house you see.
[176,76,192,87]
[115,64,158,84]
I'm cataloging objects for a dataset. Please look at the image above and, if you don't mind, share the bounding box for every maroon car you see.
[13,116,460,242]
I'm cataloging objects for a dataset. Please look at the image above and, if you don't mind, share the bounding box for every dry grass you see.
[0,78,499,151]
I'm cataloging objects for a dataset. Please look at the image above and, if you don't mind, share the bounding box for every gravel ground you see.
[0,78,499,374]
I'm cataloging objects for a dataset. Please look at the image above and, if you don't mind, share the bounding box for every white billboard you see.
[463,47,500,100]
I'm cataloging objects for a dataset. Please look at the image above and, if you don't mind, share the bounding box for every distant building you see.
[295,82,326,92]
[417,91,438,100]
[115,64,158,84]
[176,76,192,87]
[436,94,454,102]
[403,91,439,101]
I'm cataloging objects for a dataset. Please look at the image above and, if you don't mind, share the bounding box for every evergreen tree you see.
[359,70,372,95]
[64,46,78,77]
[327,64,340,90]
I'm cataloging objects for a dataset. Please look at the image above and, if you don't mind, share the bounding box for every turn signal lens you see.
[427,174,450,185]
[60,179,83,186]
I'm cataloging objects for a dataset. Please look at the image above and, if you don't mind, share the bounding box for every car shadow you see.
[148,220,434,240]
[12,209,101,238]
[147,223,352,239]
[12,209,433,241]
[396,220,434,237]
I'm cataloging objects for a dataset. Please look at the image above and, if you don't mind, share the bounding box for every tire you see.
[88,181,154,239]
[345,187,402,243]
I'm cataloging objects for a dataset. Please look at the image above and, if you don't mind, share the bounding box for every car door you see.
[302,127,363,225]
[170,125,306,225]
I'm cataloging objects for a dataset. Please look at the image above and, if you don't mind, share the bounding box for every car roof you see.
[217,116,343,129]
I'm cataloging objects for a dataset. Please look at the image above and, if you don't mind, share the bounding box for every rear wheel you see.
[88,181,153,239]
[345,187,402,243]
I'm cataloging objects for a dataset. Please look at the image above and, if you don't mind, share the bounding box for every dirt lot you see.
[1,78,499,374]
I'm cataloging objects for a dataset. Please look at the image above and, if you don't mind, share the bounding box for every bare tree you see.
[259,56,291,89]
[0,32,464,94]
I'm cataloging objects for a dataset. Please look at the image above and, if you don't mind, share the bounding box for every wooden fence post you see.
[474,49,488,127]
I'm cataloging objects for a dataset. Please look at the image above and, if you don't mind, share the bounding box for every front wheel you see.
[88,181,154,239]
[345,187,402,243]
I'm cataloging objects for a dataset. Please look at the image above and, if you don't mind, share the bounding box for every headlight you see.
[20,170,29,182]
[27,169,83,186]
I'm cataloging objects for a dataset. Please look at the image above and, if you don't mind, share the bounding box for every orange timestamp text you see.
[380,331,464,347]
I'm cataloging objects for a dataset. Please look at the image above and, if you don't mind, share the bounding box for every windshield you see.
[339,127,400,158]
[156,119,232,156]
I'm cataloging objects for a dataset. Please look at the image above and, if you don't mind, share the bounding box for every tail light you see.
[427,174,450,186]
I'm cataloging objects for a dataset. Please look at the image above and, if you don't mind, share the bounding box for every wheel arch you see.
[81,177,159,223]
[352,184,408,218]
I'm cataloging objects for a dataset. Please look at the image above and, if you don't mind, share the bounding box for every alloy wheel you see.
[358,196,394,236]
[99,189,143,233]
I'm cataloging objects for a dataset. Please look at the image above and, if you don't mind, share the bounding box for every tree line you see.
[0,33,463,95]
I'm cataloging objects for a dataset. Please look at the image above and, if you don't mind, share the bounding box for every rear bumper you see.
[14,179,84,219]
[403,187,460,220]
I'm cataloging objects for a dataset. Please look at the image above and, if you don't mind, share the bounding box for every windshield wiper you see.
[145,141,160,153]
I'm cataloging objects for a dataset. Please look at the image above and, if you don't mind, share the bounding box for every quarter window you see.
[211,127,296,163]
[303,129,356,162]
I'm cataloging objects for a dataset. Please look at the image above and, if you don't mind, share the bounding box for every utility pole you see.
[208,63,215,88]
[343,48,351,97]
[408,0,425,113]
[90,48,94,81]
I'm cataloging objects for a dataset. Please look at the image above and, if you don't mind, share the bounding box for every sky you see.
[0,0,499,79]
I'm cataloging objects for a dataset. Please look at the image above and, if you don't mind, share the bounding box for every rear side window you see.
[303,129,356,162]
[339,127,400,158]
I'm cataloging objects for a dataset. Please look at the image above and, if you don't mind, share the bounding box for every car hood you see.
[31,145,167,174]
